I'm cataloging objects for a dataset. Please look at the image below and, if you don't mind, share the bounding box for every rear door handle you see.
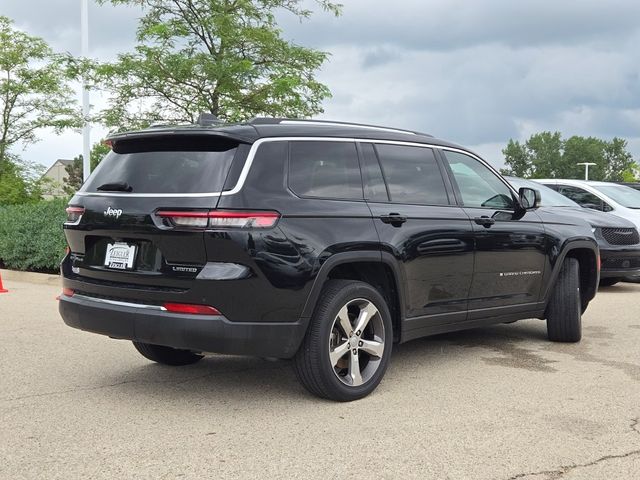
[474,216,495,228]
[380,213,407,227]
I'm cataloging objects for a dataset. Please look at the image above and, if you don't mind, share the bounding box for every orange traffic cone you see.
[0,270,8,293]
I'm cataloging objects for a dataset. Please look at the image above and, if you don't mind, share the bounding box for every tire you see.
[546,257,582,342]
[294,279,393,402]
[599,278,620,287]
[132,341,204,366]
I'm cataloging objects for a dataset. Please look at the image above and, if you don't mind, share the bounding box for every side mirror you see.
[519,187,540,209]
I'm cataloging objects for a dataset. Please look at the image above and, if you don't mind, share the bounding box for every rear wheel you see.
[294,280,393,401]
[133,341,204,366]
[546,257,582,342]
[599,278,620,287]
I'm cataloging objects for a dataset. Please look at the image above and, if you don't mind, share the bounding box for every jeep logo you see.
[104,206,123,219]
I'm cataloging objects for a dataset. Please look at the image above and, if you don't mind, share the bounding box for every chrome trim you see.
[73,293,165,311]
[280,120,417,136]
[74,136,512,198]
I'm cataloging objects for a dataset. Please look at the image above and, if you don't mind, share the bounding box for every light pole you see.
[81,0,91,182]
[577,162,596,181]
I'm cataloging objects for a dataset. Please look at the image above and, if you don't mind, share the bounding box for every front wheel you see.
[294,280,393,401]
[133,342,204,366]
[546,257,582,342]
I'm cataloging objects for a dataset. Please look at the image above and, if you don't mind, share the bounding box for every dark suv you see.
[59,118,600,401]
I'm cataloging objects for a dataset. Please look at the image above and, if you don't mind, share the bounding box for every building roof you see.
[42,158,74,177]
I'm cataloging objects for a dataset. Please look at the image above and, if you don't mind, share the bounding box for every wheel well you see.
[565,248,598,310]
[327,262,401,342]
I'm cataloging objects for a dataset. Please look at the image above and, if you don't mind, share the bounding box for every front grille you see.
[601,228,640,245]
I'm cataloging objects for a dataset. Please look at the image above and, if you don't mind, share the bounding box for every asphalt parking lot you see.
[1,279,639,480]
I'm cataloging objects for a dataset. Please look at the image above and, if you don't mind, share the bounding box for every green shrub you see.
[0,198,68,272]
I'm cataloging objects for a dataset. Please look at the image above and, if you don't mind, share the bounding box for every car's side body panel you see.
[59,126,600,359]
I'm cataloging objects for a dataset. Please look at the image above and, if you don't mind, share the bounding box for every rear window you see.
[288,141,363,200]
[82,136,239,194]
[375,144,449,205]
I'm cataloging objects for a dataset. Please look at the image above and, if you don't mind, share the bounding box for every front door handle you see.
[474,216,495,228]
[380,213,407,227]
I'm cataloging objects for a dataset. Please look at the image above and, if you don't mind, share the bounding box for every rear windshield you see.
[82,136,239,194]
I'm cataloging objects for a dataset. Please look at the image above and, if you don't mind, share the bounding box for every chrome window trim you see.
[74,136,513,198]
[279,120,417,136]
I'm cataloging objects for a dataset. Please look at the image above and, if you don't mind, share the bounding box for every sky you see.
[3,0,640,171]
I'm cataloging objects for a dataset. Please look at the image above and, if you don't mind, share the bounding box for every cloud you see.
[2,0,141,58]
[3,0,640,168]
[282,0,640,52]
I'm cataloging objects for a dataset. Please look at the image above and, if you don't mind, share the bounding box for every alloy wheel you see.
[328,298,386,387]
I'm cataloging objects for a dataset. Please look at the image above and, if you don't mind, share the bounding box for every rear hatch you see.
[63,134,248,291]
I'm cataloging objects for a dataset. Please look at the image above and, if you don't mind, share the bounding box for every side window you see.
[374,144,449,205]
[360,143,389,202]
[288,141,363,200]
[444,150,514,209]
[558,186,611,211]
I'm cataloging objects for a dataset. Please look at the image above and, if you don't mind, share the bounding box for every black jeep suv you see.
[59,118,600,401]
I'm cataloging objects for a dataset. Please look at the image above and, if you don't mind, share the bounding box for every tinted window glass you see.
[289,141,363,199]
[444,151,514,209]
[557,185,611,211]
[375,144,449,205]
[82,136,238,194]
[360,143,389,202]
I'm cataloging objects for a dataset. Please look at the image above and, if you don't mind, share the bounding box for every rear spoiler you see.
[106,128,255,146]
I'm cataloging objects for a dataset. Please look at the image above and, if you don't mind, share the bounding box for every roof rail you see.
[249,117,431,137]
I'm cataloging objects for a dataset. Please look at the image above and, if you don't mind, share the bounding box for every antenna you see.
[197,113,224,126]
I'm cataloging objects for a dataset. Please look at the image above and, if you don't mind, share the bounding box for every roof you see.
[534,179,624,187]
[42,158,74,177]
[106,117,466,151]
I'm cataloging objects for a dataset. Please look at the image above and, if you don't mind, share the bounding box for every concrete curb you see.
[0,269,60,286]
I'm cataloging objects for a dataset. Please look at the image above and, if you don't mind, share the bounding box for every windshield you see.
[591,184,640,209]
[82,136,239,194]
[506,177,580,207]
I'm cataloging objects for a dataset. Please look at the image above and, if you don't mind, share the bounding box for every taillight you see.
[156,210,280,229]
[209,211,280,228]
[162,303,221,315]
[61,288,74,297]
[65,206,85,225]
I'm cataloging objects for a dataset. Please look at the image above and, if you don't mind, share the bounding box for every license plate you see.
[104,242,137,270]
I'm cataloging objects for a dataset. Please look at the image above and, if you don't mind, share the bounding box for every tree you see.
[502,132,638,181]
[64,141,112,194]
[602,137,636,182]
[93,0,341,130]
[0,154,43,205]
[562,135,605,179]
[0,16,79,172]
[501,139,531,178]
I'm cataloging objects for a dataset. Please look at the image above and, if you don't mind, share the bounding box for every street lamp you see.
[577,162,596,181]
[81,0,91,181]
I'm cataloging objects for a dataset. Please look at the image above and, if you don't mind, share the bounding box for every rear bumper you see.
[59,293,307,358]
[599,248,640,279]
